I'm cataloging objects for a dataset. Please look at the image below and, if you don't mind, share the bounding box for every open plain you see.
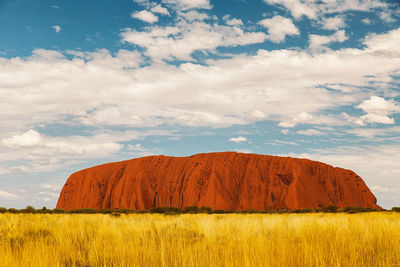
[0,212,399,267]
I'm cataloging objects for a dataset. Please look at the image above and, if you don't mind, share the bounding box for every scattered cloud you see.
[0,190,18,200]
[361,18,372,25]
[151,4,170,15]
[162,0,211,10]
[40,184,61,192]
[263,0,388,20]
[2,129,43,147]
[279,112,314,128]
[321,16,346,30]
[364,28,400,52]
[355,96,399,125]
[309,30,348,50]
[132,10,159,23]
[297,129,324,136]
[229,136,247,143]
[281,129,289,135]
[52,25,61,33]
[1,27,400,135]
[223,15,243,26]
[259,15,300,43]
[122,19,267,61]
[263,0,318,20]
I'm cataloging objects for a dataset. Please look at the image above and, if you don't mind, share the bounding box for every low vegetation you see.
[0,212,399,266]
[0,205,386,214]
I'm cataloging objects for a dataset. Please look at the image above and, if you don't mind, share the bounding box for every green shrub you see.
[183,206,198,214]
[392,207,400,212]
[292,208,313,213]
[7,208,18,213]
[24,206,36,213]
[52,209,65,213]
[0,207,7,213]
[198,206,212,213]
[342,207,377,213]
[212,209,226,214]
[149,207,182,214]
[321,205,338,213]
[69,209,97,214]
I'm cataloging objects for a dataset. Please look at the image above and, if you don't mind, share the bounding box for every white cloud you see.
[281,129,289,135]
[0,190,18,200]
[2,129,43,147]
[297,129,324,136]
[355,96,399,125]
[52,25,61,33]
[357,96,399,115]
[177,10,209,21]
[121,20,267,61]
[0,129,173,174]
[132,10,159,24]
[345,126,400,138]
[321,16,346,30]
[359,113,394,124]
[162,0,211,10]
[263,0,388,20]
[309,30,348,50]
[279,112,313,128]
[379,12,395,23]
[364,28,400,52]
[225,18,243,26]
[229,136,247,143]
[259,16,300,43]
[268,139,298,145]
[263,0,318,19]
[361,18,372,25]
[151,4,170,15]
[1,28,400,136]
[40,184,61,192]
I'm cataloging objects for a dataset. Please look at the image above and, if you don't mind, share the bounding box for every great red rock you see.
[57,152,380,211]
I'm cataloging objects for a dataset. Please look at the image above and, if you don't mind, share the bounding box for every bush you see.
[0,207,7,213]
[24,206,36,213]
[342,207,376,213]
[321,205,338,213]
[392,207,400,212]
[7,208,18,213]
[149,207,182,214]
[198,206,212,213]
[292,208,313,213]
[212,209,226,214]
[52,209,65,213]
[183,206,198,214]
[69,209,97,214]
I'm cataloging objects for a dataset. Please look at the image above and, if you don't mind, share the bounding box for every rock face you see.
[57,152,380,211]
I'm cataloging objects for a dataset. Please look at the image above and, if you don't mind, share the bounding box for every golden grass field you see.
[0,212,399,267]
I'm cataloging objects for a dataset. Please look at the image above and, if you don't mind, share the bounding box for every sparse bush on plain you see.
[392,207,400,212]
[183,206,198,213]
[321,205,338,213]
[198,206,212,213]
[149,207,181,214]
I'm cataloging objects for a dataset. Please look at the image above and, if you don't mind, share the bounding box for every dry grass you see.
[0,212,399,267]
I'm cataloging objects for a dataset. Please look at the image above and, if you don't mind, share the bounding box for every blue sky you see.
[0,0,399,209]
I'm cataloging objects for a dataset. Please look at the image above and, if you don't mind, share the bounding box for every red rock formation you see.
[56,152,380,211]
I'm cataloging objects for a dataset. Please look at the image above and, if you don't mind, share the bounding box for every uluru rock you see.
[56,152,380,211]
